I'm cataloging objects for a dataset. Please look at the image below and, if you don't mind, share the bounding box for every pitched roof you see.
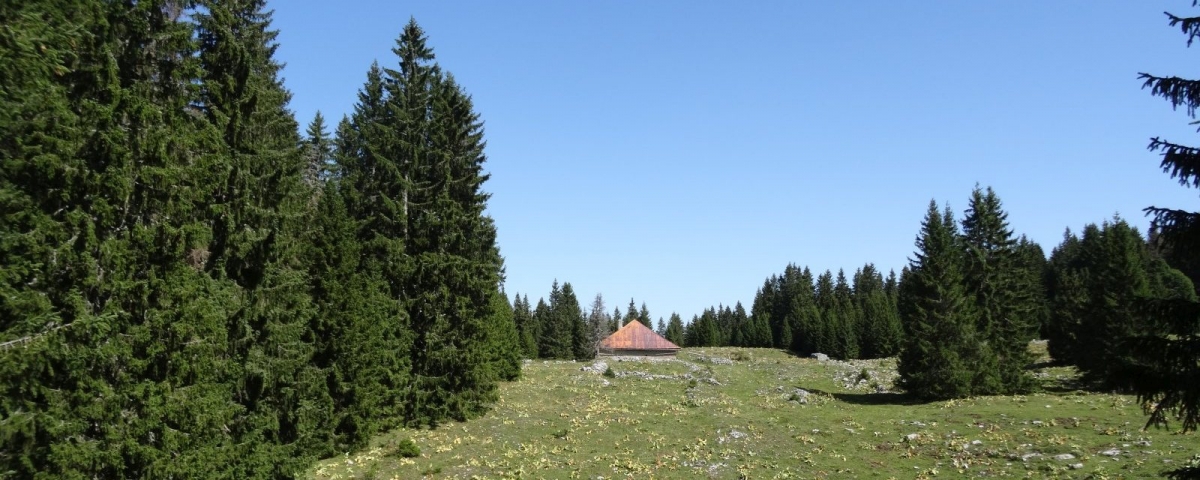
[599,320,681,351]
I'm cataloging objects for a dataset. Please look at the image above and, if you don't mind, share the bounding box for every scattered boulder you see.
[784,388,809,404]
[1100,448,1121,456]
[1054,454,1076,461]
[580,360,607,374]
[1071,463,1084,470]
[810,353,830,362]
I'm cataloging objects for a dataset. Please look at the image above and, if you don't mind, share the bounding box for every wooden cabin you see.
[598,320,681,357]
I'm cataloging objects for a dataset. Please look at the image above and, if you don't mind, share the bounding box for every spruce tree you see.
[533,298,556,358]
[833,269,860,359]
[304,111,333,186]
[1073,219,1155,388]
[484,290,523,381]
[588,294,611,356]
[665,313,686,346]
[898,202,991,400]
[195,1,339,469]
[814,271,840,357]
[855,264,903,358]
[512,294,539,358]
[1045,227,1089,364]
[960,186,1037,394]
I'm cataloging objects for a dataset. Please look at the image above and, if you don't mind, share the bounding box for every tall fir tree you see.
[587,294,610,356]
[960,186,1037,394]
[512,294,539,358]
[1126,69,1200,439]
[855,264,903,359]
[833,269,860,359]
[665,313,686,346]
[898,202,993,400]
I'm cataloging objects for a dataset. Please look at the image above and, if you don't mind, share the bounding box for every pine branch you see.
[1148,137,1200,187]
[1139,73,1200,116]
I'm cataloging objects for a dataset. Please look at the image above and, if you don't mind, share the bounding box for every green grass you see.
[308,344,1200,479]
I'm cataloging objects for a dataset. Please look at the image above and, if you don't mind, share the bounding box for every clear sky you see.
[271,1,1200,322]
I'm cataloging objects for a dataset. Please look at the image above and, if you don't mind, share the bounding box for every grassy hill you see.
[308,345,1200,479]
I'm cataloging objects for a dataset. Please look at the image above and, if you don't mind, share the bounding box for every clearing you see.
[308,345,1200,479]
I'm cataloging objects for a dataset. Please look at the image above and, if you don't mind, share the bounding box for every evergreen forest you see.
[4,1,1200,479]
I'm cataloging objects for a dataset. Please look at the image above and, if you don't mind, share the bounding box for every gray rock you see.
[810,353,830,362]
[1020,452,1042,462]
[1054,454,1076,461]
[904,433,920,442]
[580,360,607,374]
[786,388,809,404]
[1100,448,1121,456]
[1071,463,1084,470]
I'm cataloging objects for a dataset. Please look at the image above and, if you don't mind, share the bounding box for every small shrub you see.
[857,368,871,383]
[731,350,752,362]
[688,378,698,388]
[603,366,615,378]
[552,428,569,439]
[394,438,420,458]
[421,465,443,476]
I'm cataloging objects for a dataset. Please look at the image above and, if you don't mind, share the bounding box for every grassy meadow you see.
[308,345,1200,479]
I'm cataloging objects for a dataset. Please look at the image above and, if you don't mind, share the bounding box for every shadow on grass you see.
[832,391,927,406]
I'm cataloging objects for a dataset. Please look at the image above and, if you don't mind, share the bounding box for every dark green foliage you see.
[832,269,860,360]
[485,290,523,381]
[513,294,539,358]
[536,282,573,359]
[685,310,721,347]
[1131,3,1200,442]
[897,202,993,400]
[1044,219,1174,390]
[395,438,421,458]
[0,8,517,476]
[304,111,334,185]
[960,186,1038,394]
[665,313,686,346]
[855,264,904,358]
[562,284,591,360]
[814,271,841,356]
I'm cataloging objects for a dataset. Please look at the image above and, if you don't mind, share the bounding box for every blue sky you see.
[271,1,1199,322]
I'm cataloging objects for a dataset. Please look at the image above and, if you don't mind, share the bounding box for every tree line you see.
[510,282,664,361]
[680,184,1194,405]
[0,3,519,478]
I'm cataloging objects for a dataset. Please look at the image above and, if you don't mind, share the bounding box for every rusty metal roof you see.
[599,320,681,351]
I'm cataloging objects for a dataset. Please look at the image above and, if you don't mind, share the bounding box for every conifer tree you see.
[855,264,903,358]
[814,271,841,357]
[512,294,539,358]
[833,269,860,359]
[304,111,333,186]
[665,313,686,346]
[588,294,611,356]
[484,290,523,381]
[898,202,993,400]
[534,298,557,358]
[1045,227,1089,364]
[1128,7,1200,438]
[195,1,339,468]
[960,186,1037,394]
